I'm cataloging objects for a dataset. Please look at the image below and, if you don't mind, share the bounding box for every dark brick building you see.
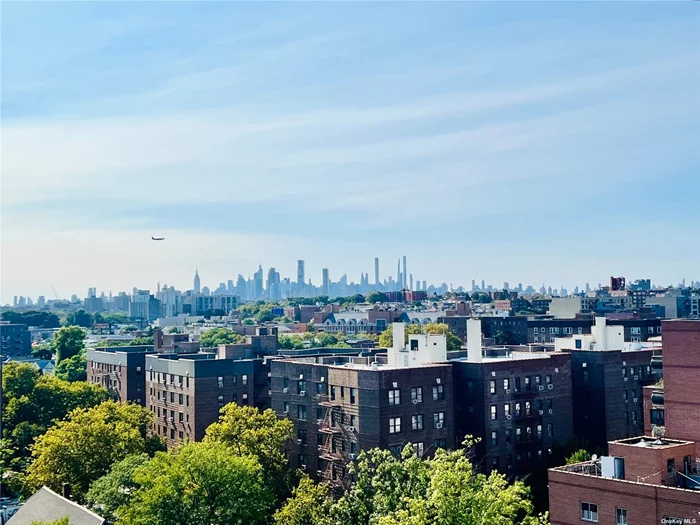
[87,346,153,405]
[271,346,454,486]
[0,322,32,357]
[146,349,271,446]
[452,351,574,477]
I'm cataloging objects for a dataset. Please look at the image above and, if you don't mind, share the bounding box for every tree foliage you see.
[205,404,295,502]
[1,364,109,473]
[86,453,150,523]
[366,291,389,303]
[275,443,548,525]
[30,518,70,525]
[55,352,87,382]
[53,326,86,363]
[566,449,591,464]
[1,310,60,328]
[65,309,93,328]
[26,401,165,501]
[115,441,273,525]
[378,323,462,352]
[199,328,245,347]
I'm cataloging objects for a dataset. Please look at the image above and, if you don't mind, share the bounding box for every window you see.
[284,402,290,414]
[330,386,336,401]
[582,370,589,382]
[490,380,496,395]
[581,502,598,522]
[179,394,183,405]
[525,401,531,416]
[515,402,521,417]
[504,429,511,444]
[504,404,510,418]
[178,412,184,422]
[298,429,307,445]
[412,414,424,430]
[524,377,531,391]
[316,382,325,394]
[350,415,356,428]
[631,327,641,335]
[413,442,425,457]
[578,327,583,334]
[467,380,474,394]
[547,423,553,438]
[432,385,444,401]
[534,327,539,334]
[170,392,174,403]
[297,379,306,393]
[389,389,401,406]
[433,412,445,428]
[411,387,423,403]
[492,456,498,469]
[503,378,510,391]
[350,388,356,404]
[546,399,553,411]
[535,375,541,385]
[491,430,498,446]
[537,424,542,439]
[433,438,446,449]
[616,508,628,525]
[340,387,345,399]
[242,393,249,405]
[516,427,522,443]
[389,445,403,456]
[297,405,307,421]
[490,405,497,420]
[545,374,552,384]
[389,417,401,434]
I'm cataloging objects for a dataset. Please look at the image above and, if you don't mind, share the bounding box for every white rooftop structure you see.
[554,317,624,352]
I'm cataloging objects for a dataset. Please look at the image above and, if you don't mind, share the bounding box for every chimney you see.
[593,317,607,351]
[62,483,71,499]
[392,322,405,353]
[466,318,482,363]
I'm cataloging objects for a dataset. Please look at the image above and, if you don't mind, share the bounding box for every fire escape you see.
[317,393,357,489]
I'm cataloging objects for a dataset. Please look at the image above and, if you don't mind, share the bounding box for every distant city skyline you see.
[3,253,698,306]
[2,3,699,305]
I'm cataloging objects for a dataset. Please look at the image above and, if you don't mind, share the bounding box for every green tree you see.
[31,343,53,360]
[30,518,70,525]
[276,443,547,525]
[273,476,333,525]
[115,442,273,525]
[128,336,154,345]
[26,401,165,501]
[199,328,245,347]
[54,326,86,363]
[204,404,295,503]
[55,353,87,382]
[366,291,388,303]
[566,449,591,464]
[378,323,462,352]
[86,453,150,523]
[1,310,60,328]
[1,365,110,473]
[65,309,93,328]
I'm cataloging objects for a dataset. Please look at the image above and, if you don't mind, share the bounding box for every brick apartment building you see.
[549,320,700,525]
[87,346,154,405]
[270,324,454,486]
[554,318,660,449]
[453,319,574,477]
[0,322,32,357]
[146,348,271,446]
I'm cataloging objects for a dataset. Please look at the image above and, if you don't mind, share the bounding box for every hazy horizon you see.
[2,2,699,304]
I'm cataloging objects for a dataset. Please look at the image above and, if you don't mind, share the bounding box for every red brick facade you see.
[549,469,700,525]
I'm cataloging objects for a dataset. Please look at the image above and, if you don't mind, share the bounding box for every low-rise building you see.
[87,346,154,405]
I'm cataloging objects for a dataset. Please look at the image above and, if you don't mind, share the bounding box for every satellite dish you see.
[591,454,598,461]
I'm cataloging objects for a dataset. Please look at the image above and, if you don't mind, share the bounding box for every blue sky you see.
[2,2,699,302]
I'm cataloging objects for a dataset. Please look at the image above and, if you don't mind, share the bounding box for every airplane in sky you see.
[151,236,165,241]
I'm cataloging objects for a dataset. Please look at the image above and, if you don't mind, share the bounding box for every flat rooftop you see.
[609,436,694,449]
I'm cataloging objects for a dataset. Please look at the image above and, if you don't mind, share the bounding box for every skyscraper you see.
[297,260,305,285]
[402,256,407,289]
[374,257,380,286]
[322,268,330,296]
[253,265,264,299]
[194,268,201,294]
